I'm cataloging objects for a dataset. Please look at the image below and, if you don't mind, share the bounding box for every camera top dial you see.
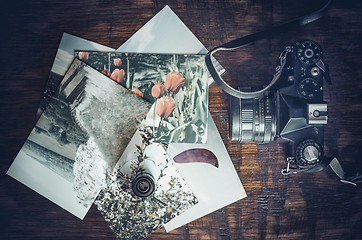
[297,77,323,100]
[296,40,322,65]
[295,139,323,168]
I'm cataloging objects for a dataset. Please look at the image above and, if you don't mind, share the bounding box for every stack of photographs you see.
[7,5,247,240]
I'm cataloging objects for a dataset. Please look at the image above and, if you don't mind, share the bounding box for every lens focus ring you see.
[240,101,254,142]
[229,90,276,143]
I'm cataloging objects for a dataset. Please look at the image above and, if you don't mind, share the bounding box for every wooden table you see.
[1,1,362,239]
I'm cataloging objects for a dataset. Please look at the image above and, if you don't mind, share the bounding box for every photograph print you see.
[164,111,247,231]
[95,124,198,240]
[37,33,114,119]
[75,51,209,144]
[7,59,151,219]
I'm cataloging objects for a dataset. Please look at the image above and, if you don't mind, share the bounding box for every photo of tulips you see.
[74,51,209,143]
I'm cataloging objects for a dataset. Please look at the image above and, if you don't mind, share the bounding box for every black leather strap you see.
[329,157,362,186]
[205,0,333,99]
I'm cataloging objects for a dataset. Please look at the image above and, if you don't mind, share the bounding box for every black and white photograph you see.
[95,125,198,240]
[7,59,151,219]
[37,33,114,119]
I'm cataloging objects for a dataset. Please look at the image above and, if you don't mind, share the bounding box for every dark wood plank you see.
[1,1,362,239]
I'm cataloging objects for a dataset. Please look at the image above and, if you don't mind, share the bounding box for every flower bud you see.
[110,69,125,84]
[165,71,185,94]
[156,96,176,118]
[78,52,89,60]
[113,58,122,66]
[151,83,165,98]
[130,88,143,98]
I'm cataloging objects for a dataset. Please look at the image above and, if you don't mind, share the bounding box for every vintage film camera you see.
[207,37,361,184]
[205,0,361,184]
[229,40,330,174]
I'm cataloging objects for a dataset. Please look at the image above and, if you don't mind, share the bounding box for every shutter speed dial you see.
[296,139,323,167]
[297,78,323,100]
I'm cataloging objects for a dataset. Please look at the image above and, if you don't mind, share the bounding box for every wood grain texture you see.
[1,0,362,239]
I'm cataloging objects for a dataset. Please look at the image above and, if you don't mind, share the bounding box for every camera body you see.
[229,40,331,173]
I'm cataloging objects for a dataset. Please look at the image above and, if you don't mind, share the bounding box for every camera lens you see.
[304,48,314,58]
[229,90,277,143]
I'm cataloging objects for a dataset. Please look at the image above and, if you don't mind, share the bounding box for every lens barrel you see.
[229,91,277,143]
[132,172,155,198]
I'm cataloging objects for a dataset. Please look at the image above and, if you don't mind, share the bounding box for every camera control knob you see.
[295,40,322,65]
[297,78,322,100]
[296,139,323,167]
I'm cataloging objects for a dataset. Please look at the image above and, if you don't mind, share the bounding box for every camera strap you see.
[329,158,362,185]
[282,156,362,185]
[205,0,362,185]
[205,0,333,99]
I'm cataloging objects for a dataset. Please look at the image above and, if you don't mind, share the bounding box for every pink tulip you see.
[130,88,143,98]
[101,69,111,77]
[151,83,165,98]
[110,69,125,84]
[78,52,89,60]
[165,71,185,94]
[113,58,122,66]
[156,96,176,118]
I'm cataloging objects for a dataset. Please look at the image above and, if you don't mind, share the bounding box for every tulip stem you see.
[169,121,191,143]
[108,53,110,72]
[153,103,156,137]
[126,57,130,88]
